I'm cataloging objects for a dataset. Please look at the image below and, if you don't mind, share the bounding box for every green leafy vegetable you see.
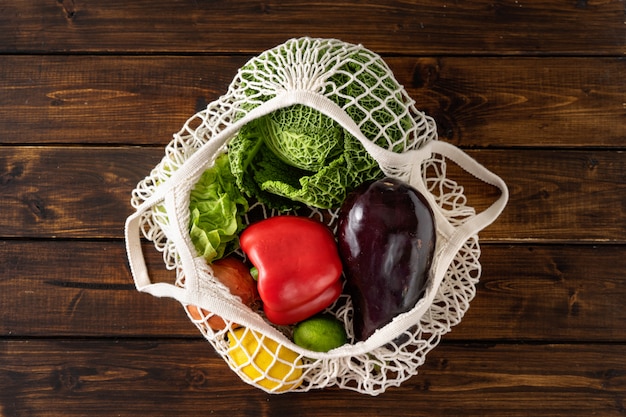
[229,105,383,211]
[189,154,249,262]
[261,104,344,171]
[326,50,416,150]
[229,43,414,211]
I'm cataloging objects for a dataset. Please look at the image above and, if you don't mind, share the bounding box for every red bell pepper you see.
[239,215,343,325]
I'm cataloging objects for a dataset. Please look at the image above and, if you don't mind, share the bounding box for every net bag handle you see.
[124,108,262,307]
[330,141,508,354]
[428,139,509,249]
[124,188,189,302]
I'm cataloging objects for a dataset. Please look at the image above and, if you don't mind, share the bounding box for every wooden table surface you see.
[1,1,625,416]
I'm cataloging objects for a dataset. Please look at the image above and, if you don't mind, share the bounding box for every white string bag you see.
[125,37,508,395]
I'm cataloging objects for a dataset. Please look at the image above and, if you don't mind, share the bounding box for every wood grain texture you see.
[467,149,626,242]
[0,55,248,145]
[2,147,624,241]
[1,0,624,55]
[2,241,625,342]
[400,57,626,147]
[456,245,626,341]
[0,240,189,338]
[0,339,624,417]
[1,0,625,413]
[0,147,162,238]
[1,56,624,147]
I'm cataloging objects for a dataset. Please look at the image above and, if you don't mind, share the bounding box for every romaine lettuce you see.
[188,154,249,261]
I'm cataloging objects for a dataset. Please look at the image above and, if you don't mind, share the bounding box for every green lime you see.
[293,314,348,352]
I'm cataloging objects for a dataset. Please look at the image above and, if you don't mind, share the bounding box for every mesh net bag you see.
[125,37,509,395]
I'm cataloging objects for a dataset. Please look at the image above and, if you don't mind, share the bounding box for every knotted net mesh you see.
[129,38,486,395]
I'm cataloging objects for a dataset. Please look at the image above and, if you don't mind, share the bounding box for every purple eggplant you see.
[337,177,436,341]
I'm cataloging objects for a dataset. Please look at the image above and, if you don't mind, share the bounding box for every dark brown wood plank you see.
[475,148,626,242]
[0,55,249,146]
[0,339,624,417]
[399,57,626,147]
[0,146,162,239]
[1,0,621,415]
[2,241,625,342]
[2,147,625,242]
[1,0,624,55]
[455,245,626,341]
[0,240,191,338]
[1,56,624,147]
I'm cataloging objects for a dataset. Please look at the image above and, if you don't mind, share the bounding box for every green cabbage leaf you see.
[229,46,414,211]
[228,104,383,211]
